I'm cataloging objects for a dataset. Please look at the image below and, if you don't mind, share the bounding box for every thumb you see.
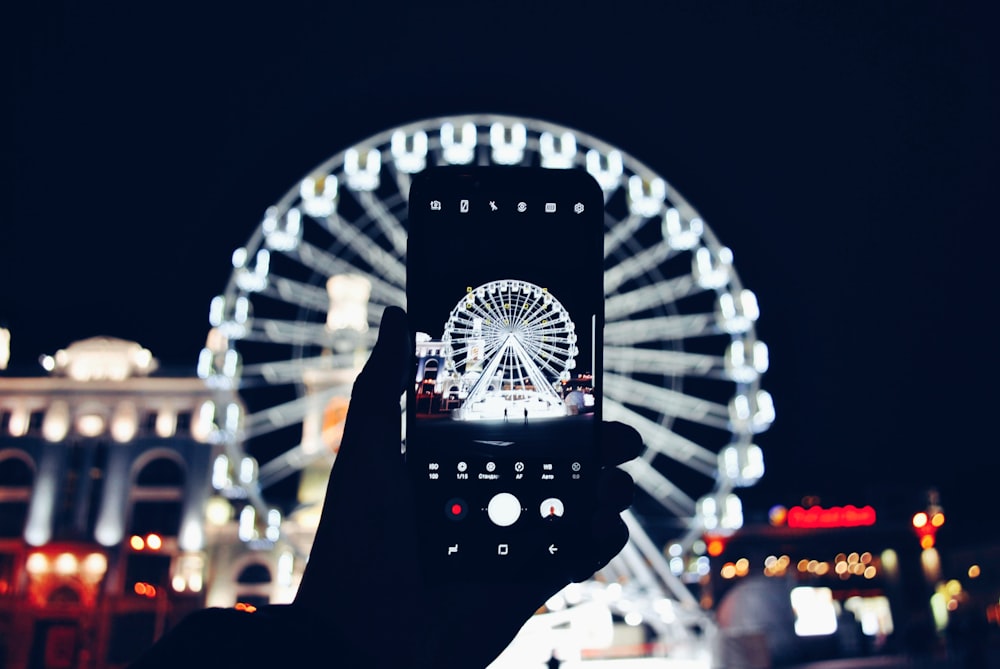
[348,306,411,415]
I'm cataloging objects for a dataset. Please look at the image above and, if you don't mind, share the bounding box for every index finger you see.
[600,420,643,467]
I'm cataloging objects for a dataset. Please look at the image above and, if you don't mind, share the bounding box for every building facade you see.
[0,337,299,668]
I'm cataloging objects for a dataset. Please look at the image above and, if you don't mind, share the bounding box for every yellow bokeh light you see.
[26,552,49,575]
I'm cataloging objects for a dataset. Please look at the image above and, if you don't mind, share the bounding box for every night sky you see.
[6,3,996,545]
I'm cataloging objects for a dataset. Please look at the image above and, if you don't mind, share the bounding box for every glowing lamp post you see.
[912,508,945,549]
[913,492,946,584]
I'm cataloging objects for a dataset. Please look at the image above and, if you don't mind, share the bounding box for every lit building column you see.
[94,443,132,546]
[24,440,66,546]
[178,443,212,551]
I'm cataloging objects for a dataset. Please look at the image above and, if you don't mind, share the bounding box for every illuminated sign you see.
[784,504,877,529]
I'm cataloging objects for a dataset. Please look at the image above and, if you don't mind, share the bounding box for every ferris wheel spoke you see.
[523,303,565,330]
[605,276,699,321]
[603,399,718,477]
[240,353,360,386]
[482,286,509,323]
[604,346,717,377]
[604,239,676,294]
[246,318,377,348]
[355,189,407,258]
[522,305,555,331]
[460,299,494,324]
[604,212,650,260]
[243,384,353,439]
[530,353,564,379]
[604,314,716,345]
[604,372,731,431]
[311,211,406,286]
[620,458,697,518]
[295,241,405,306]
[260,275,333,312]
[534,341,571,364]
[507,335,558,394]
[257,443,324,489]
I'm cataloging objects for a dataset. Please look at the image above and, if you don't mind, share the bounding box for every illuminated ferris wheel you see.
[201,114,774,653]
[442,280,577,420]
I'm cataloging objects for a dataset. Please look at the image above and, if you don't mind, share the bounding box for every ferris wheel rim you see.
[207,112,772,557]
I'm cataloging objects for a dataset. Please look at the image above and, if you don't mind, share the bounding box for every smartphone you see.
[405,166,605,581]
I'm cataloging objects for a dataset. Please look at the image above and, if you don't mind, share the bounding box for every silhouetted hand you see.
[294,306,640,668]
[130,306,640,669]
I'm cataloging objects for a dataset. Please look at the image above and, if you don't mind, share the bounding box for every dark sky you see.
[6,3,997,543]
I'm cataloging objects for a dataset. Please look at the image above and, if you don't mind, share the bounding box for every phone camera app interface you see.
[407,168,603,578]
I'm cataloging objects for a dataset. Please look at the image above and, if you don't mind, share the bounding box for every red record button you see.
[445,498,468,521]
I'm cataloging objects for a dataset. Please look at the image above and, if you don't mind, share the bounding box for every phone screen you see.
[406,166,604,581]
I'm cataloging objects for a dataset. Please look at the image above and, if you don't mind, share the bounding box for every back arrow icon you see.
[548,544,558,555]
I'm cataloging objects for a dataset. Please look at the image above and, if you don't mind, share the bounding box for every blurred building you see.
[705,498,1000,666]
[0,337,305,668]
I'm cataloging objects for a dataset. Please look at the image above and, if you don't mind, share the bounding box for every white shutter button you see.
[487,492,522,527]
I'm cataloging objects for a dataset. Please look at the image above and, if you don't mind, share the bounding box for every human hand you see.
[293,306,641,668]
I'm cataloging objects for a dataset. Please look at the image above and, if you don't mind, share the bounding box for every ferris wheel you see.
[441,279,577,420]
[200,113,773,654]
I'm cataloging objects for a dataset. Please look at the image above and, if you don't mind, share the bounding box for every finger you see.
[348,306,411,413]
[597,467,635,512]
[335,306,410,470]
[569,513,629,583]
[600,420,643,468]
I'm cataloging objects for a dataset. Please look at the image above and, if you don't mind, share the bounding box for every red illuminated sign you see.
[786,504,876,529]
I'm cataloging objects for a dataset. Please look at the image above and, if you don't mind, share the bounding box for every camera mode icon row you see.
[427,461,582,473]
[428,199,585,214]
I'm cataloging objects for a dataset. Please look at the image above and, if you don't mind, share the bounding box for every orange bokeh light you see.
[134,582,157,597]
[129,535,145,550]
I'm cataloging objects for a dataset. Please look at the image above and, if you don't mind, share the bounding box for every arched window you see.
[135,458,184,487]
[236,563,272,584]
[47,585,82,605]
[0,454,33,486]
[0,452,34,538]
[235,561,273,610]
[130,454,185,537]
